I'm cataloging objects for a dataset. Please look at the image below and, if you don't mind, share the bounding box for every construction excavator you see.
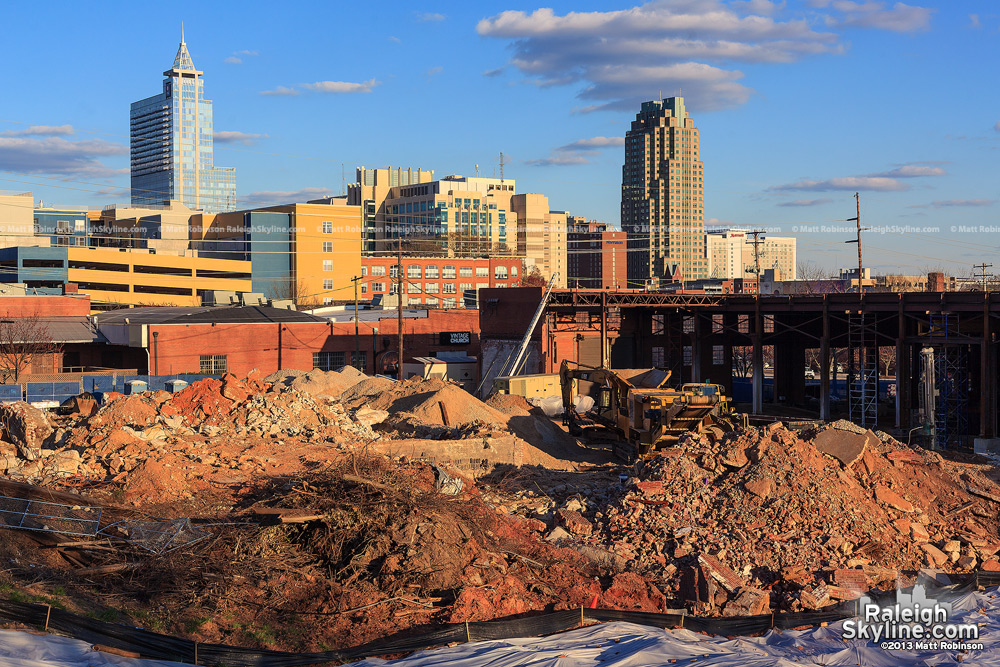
[559,360,742,460]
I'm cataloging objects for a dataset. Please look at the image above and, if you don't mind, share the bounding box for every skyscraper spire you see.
[171,27,197,72]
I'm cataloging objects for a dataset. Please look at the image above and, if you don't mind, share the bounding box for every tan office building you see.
[706,229,796,281]
[622,97,708,286]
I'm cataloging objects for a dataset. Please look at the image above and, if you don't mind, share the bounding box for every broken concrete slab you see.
[874,485,915,513]
[812,428,875,468]
[697,553,745,593]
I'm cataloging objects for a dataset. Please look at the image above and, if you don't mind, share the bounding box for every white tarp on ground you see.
[349,588,1000,667]
[0,588,997,667]
[0,629,189,667]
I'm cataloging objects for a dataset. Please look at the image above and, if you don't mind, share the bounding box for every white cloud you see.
[911,199,996,209]
[477,1,842,112]
[969,13,981,28]
[244,187,334,205]
[225,49,258,65]
[302,78,379,94]
[416,12,445,22]
[0,125,75,137]
[214,131,269,146]
[388,36,401,43]
[260,86,300,97]
[528,135,625,166]
[994,121,1000,132]
[770,161,945,192]
[557,136,625,151]
[870,164,946,178]
[770,176,909,191]
[525,154,592,166]
[777,198,833,206]
[427,66,443,76]
[826,1,933,32]
[0,136,126,177]
[482,67,505,77]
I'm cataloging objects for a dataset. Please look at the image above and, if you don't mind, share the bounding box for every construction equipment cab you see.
[559,360,732,460]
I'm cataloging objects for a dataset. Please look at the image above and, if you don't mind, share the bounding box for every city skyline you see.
[0,1,997,277]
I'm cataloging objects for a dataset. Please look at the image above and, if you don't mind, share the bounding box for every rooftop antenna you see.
[499,152,505,186]
[181,21,185,42]
[475,164,479,177]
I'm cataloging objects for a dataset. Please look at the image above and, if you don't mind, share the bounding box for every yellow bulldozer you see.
[559,360,740,460]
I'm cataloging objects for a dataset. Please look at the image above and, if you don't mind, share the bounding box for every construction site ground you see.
[0,367,998,660]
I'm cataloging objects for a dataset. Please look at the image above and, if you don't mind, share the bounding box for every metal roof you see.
[94,305,327,326]
[0,317,103,344]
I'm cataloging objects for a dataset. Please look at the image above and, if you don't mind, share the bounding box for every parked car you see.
[804,367,816,379]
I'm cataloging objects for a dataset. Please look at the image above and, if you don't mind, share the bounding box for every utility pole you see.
[351,275,362,370]
[396,239,404,379]
[974,263,994,291]
[845,192,869,292]
[747,229,766,291]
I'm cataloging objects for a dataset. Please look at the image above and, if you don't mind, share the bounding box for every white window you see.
[425,282,439,293]
[476,282,489,289]
[511,265,518,277]
[323,298,333,305]
[494,266,509,279]
[322,241,333,252]
[408,282,420,293]
[443,283,456,294]
[425,265,439,279]
[372,265,386,277]
[460,282,473,291]
[361,283,368,294]
[408,298,422,306]
[475,266,489,277]
[389,265,399,278]
[390,283,398,295]
[443,265,457,279]
[322,221,333,233]
[372,282,385,292]
[494,282,507,288]
[459,266,473,278]
[425,298,439,307]
[407,265,421,279]
[443,298,457,309]
[323,279,333,290]
[323,260,333,271]
[361,266,368,276]
[74,219,85,232]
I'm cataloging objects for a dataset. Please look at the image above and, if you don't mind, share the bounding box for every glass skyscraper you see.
[130,33,236,212]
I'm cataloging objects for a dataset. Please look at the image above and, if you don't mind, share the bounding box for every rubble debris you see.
[812,428,873,468]
[0,402,53,461]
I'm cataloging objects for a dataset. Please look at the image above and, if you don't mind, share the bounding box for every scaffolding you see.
[924,313,971,449]
[847,313,879,429]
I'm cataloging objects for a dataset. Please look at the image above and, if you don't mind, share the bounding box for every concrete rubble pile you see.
[543,422,1000,616]
[0,368,587,502]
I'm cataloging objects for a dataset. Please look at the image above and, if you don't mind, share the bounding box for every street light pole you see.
[351,275,362,370]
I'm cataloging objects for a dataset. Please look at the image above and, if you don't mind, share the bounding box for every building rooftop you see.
[94,305,327,326]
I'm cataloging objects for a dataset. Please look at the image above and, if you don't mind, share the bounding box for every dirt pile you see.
[570,422,1000,615]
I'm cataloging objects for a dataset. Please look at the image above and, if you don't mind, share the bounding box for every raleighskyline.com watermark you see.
[841,584,983,652]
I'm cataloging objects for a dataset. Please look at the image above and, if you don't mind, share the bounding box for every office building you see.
[621,97,707,287]
[0,246,251,308]
[567,216,627,290]
[706,229,796,281]
[130,31,237,212]
[346,166,434,254]
[360,256,523,308]
[196,201,363,306]
[510,194,567,288]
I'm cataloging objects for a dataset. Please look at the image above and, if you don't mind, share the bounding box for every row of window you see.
[361,264,515,279]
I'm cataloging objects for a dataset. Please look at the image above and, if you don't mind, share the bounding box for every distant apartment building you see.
[93,201,199,255]
[706,229,796,281]
[360,256,523,308]
[567,216,627,290]
[0,192,48,248]
[510,194,567,288]
[622,97,708,287]
[345,166,434,254]
[0,246,251,308]
[196,200,363,306]
[130,33,236,212]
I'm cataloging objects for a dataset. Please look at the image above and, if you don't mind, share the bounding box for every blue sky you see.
[0,0,997,276]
